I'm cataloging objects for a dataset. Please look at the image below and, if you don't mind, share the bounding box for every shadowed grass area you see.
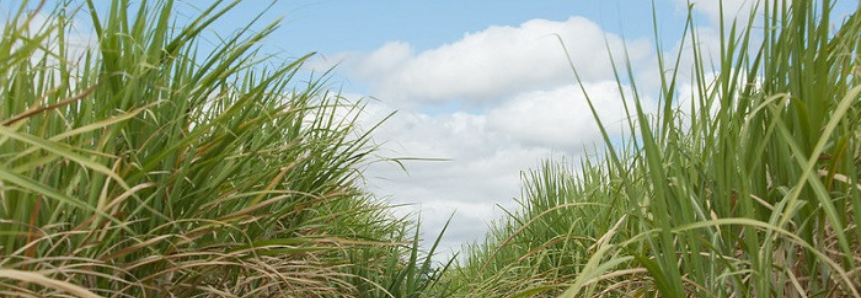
[445,0,861,297]
[0,0,449,297]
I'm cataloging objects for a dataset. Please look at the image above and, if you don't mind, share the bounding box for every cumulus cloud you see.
[361,109,551,258]
[355,81,650,259]
[321,15,664,261]
[487,82,639,149]
[318,16,651,106]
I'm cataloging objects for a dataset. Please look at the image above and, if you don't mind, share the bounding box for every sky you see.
[199,0,856,261]
[7,0,856,262]
[210,0,719,261]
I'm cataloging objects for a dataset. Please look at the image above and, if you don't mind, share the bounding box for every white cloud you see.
[324,15,664,262]
[356,80,650,260]
[320,16,651,106]
[352,42,414,79]
[487,82,637,149]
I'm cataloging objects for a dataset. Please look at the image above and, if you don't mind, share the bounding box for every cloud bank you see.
[316,16,652,106]
[320,16,661,260]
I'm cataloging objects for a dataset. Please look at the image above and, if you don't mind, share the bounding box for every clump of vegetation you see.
[3,0,860,297]
[0,0,447,297]
[446,0,861,297]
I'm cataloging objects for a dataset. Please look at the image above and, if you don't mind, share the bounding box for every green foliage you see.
[5,0,859,297]
[348,217,456,298]
[0,0,449,297]
[447,1,861,297]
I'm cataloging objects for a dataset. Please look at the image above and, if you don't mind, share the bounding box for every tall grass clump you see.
[0,0,448,297]
[446,0,861,297]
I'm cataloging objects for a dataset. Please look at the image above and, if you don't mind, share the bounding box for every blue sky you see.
[212,1,676,56]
